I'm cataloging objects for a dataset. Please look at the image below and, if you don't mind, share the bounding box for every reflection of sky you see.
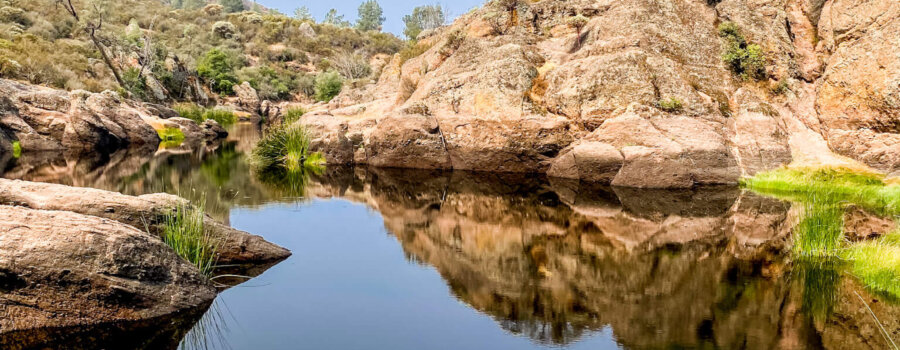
[256,0,486,36]
[203,198,622,349]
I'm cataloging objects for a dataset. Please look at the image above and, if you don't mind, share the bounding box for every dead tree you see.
[56,0,125,88]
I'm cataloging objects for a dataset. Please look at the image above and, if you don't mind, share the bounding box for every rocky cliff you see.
[297,0,899,188]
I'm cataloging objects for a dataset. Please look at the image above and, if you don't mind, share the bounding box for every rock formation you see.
[0,205,216,336]
[292,0,900,188]
[0,79,226,155]
[0,179,291,265]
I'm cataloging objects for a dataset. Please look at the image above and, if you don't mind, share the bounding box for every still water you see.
[2,123,897,349]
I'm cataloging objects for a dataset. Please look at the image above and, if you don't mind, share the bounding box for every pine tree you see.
[355,0,385,32]
[323,9,350,27]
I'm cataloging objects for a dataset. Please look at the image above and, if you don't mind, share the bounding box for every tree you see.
[219,0,244,13]
[198,48,239,94]
[567,14,588,49]
[294,6,313,21]
[356,0,385,32]
[402,5,446,40]
[54,0,125,88]
[323,9,350,27]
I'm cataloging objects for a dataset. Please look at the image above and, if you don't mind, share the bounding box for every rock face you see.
[0,179,291,265]
[292,0,900,188]
[0,205,216,333]
[0,79,226,156]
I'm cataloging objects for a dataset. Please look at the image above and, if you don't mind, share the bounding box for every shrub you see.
[718,22,766,80]
[197,48,240,94]
[439,29,466,57]
[331,50,371,80]
[121,67,148,100]
[212,21,236,38]
[252,124,325,172]
[162,200,217,276]
[174,103,205,122]
[314,71,343,102]
[398,41,432,66]
[657,97,684,112]
[237,65,299,100]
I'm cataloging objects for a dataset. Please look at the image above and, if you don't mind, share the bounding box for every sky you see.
[253,0,486,36]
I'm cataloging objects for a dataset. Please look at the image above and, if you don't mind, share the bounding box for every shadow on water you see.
[2,124,899,349]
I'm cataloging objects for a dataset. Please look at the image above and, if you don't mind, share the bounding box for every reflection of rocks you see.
[0,302,206,350]
[306,168,900,349]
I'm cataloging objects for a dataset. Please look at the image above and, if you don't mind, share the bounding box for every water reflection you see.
[2,126,899,349]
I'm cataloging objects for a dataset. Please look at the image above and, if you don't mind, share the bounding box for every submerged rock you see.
[0,179,291,265]
[0,205,216,334]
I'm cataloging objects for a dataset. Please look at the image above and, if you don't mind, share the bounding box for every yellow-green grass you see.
[174,103,236,127]
[842,233,900,299]
[11,140,21,158]
[162,200,218,276]
[158,127,185,142]
[743,166,900,299]
[282,107,306,125]
[741,167,900,216]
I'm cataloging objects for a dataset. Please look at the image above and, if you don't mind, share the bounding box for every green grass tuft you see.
[252,124,325,173]
[843,234,900,298]
[161,200,218,276]
[11,140,21,158]
[282,107,306,125]
[174,103,236,127]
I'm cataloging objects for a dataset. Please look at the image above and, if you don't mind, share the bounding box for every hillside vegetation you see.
[0,0,403,103]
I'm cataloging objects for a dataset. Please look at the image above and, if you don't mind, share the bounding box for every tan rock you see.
[0,179,291,264]
[0,205,216,332]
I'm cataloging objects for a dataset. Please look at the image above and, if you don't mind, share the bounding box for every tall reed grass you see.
[162,200,218,276]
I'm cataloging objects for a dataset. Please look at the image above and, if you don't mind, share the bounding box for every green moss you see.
[11,140,21,158]
[657,97,684,113]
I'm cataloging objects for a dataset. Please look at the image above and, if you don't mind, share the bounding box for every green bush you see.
[252,124,325,172]
[237,65,299,101]
[314,71,343,102]
[718,22,766,81]
[197,48,240,94]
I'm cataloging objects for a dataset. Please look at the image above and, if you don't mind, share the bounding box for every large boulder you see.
[0,179,291,265]
[0,205,216,333]
[233,82,261,113]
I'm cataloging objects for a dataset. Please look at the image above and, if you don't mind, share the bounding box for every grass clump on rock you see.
[282,107,306,125]
[162,200,218,276]
[252,124,325,173]
[718,21,767,81]
[174,103,236,127]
